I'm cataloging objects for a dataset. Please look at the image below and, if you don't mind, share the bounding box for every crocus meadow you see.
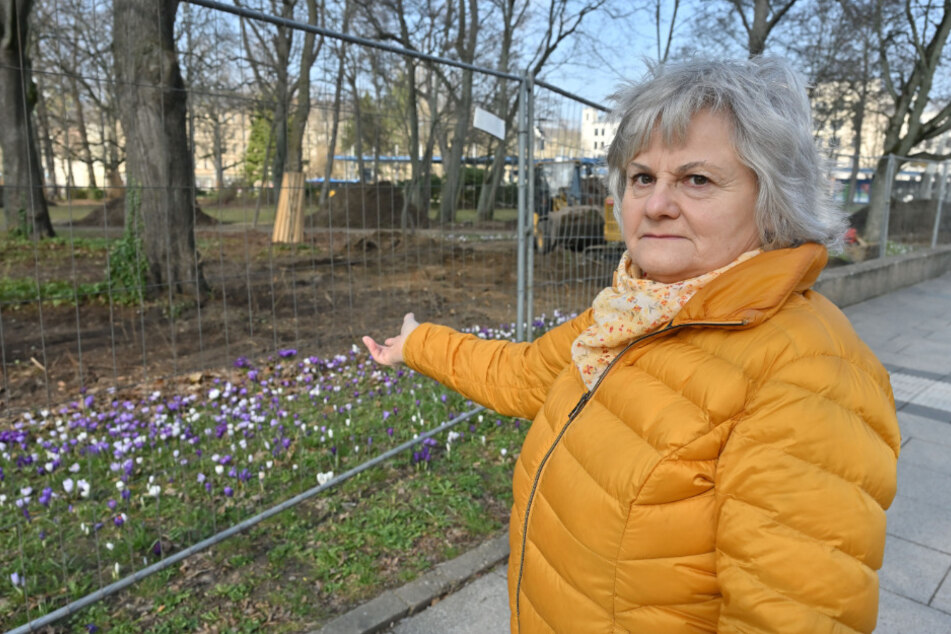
[0,313,573,631]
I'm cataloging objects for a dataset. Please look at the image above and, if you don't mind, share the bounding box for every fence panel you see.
[0,2,540,630]
[832,154,951,263]
[527,83,615,339]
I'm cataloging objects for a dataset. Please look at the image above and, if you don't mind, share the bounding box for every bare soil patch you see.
[0,225,538,414]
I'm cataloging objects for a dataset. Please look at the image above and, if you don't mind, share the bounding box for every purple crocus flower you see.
[278,349,297,358]
[224,486,234,497]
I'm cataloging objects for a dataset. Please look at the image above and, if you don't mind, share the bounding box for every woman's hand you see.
[362,313,420,366]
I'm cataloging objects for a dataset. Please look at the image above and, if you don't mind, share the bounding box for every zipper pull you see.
[567,392,590,420]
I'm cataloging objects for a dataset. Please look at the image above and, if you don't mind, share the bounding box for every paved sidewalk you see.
[382,273,951,633]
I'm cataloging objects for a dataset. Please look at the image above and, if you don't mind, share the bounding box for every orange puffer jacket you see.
[403,244,901,633]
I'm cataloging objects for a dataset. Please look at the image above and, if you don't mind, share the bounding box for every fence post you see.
[932,161,949,249]
[525,73,536,342]
[879,154,897,259]
[516,73,529,342]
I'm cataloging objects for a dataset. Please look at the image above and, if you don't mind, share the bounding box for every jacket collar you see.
[672,243,828,328]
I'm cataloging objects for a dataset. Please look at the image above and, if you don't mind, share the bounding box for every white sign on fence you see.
[473,106,505,140]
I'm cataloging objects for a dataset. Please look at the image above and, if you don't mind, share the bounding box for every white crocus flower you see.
[63,478,74,494]
[316,471,334,486]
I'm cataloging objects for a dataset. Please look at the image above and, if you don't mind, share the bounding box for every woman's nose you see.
[644,181,680,219]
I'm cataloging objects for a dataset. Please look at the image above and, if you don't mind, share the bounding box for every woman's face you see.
[620,109,761,283]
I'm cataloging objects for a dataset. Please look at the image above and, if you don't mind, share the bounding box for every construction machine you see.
[533,160,608,253]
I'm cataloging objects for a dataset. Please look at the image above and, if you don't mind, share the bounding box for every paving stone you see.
[390,567,510,634]
[896,462,951,510]
[914,380,951,413]
[930,569,951,614]
[900,437,951,476]
[898,412,951,446]
[887,495,951,554]
[879,536,951,604]
[876,589,951,634]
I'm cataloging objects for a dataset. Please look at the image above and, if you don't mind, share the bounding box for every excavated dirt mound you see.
[307,182,428,230]
[71,196,219,228]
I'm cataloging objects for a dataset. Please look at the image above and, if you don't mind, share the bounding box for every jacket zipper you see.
[513,319,746,630]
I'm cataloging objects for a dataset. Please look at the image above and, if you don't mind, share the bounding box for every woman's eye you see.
[687,174,710,186]
[629,173,653,186]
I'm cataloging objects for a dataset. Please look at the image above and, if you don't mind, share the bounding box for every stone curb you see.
[313,533,510,634]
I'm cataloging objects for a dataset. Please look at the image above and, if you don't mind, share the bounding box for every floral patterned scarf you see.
[572,249,761,389]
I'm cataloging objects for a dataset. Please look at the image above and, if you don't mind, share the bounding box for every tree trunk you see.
[438,65,474,223]
[438,0,478,224]
[35,84,59,201]
[320,37,349,206]
[284,0,321,176]
[104,119,124,198]
[845,79,868,209]
[69,74,98,191]
[253,122,275,228]
[864,156,893,244]
[350,76,366,183]
[0,0,54,237]
[476,137,511,221]
[114,0,207,299]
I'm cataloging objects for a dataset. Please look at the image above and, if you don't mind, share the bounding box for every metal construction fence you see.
[865,154,951,258]
[2,1,950,630]
[0,1,615,631]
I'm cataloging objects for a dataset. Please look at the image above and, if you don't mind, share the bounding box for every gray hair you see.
[606,57,846,249]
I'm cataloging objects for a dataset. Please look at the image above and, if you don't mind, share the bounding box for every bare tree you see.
[0,0,55,236]
[683,0,801,57]
[238,0,324,195]
[318,0,353,207]
[39,0,124,198]
[475,0,610,221]
[114,0,208,299]
[729,0,802,55]
[863,0,951,240]
[178,3,246,191]
[356,0,445,225]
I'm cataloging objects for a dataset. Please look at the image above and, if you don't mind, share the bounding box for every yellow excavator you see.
[533,160,621,255]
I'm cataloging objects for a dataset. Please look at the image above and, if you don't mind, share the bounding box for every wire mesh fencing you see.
[0,0,571,629]
[526,82,618,336]
[830,153,951,262]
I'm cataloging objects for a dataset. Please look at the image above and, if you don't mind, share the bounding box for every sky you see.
[538,1,703,106]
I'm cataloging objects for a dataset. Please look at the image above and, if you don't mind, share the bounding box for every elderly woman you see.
[364,57,900,633]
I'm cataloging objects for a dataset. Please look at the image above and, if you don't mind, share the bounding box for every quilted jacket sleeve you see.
[402,310,593,420]
[715,353,901,633]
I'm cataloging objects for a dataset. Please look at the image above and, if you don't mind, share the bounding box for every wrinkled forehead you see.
[626,105,736,162]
